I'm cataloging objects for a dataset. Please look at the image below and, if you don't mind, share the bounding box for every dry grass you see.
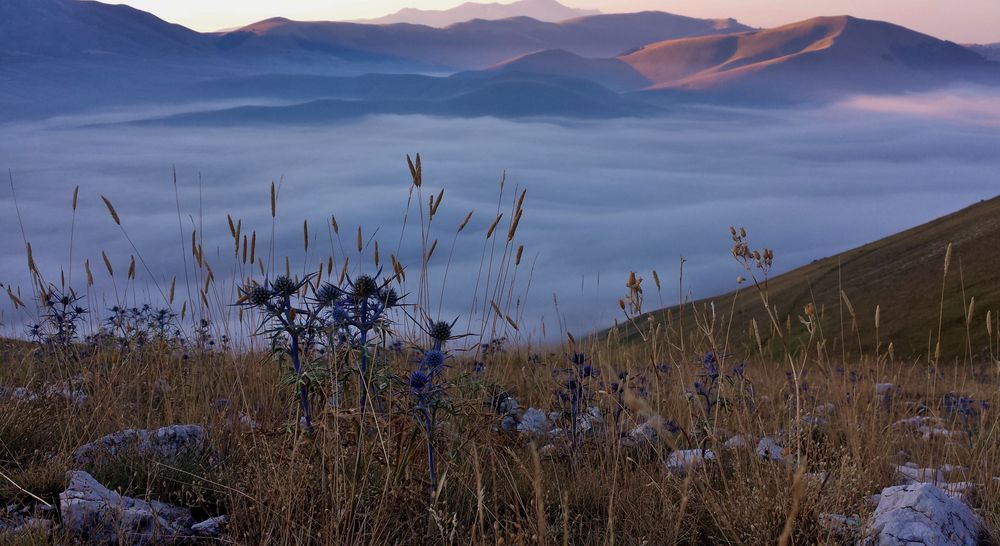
[3,329,1000,545]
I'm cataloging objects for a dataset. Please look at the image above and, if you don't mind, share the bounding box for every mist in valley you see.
[2,90,999,340]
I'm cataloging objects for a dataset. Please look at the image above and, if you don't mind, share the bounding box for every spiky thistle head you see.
[409,368,432,397]
[315,283,341,307]
[429,321,452,344]
[352,275,378,300]
[271,276,297,297]
[247,285,274,307]
[380,287,400,308]
[421,348,446,371]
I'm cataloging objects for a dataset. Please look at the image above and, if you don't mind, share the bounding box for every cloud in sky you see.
[1,90,999,340]
[116,0,1000,43]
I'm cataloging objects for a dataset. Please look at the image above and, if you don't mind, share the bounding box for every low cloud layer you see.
[2,91,999,341]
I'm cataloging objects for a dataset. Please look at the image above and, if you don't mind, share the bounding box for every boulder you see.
[60,471,194,545]
[862,483,980,546]
[73,425,209,468]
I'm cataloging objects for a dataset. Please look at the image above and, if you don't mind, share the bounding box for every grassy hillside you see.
[619,195,1000,361]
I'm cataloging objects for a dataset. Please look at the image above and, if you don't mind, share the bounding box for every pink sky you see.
[118,0,1000,43]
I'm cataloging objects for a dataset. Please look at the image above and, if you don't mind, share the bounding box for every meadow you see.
[1,155,999,546]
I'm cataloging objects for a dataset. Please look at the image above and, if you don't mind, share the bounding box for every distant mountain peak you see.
[354,0,601,27]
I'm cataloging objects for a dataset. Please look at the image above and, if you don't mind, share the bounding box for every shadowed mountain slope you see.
[0,0,210,58]
[969,43,1000,62]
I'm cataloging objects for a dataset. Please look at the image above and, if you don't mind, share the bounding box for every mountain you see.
[143,72,661,124]
[487,49,651,91]
[615,195,1000,360]
[622,16,999,102]
[0,0,209,59]
[222,12,752,69]
[968,43,1000,62]
[355,0,600,27]
[488,16,1000,102]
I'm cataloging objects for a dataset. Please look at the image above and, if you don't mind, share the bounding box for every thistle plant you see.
[408,319,458,491]
[102,304,181,350]
[320,273,401,418]
[28,285,87,355]
[239,274,330,433]
[693,352,721,419]
[554,352,598,448]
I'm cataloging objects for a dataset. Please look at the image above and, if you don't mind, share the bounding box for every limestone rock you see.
[862,483,980,546]
[60,471,194,545]
[73,424,209,468]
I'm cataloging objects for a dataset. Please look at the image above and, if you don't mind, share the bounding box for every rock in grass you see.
[60,471,194,545]
[862,483,980,546]
[192,515,227,537]
[73,424,209,468]
[895,465,943,485]
[723,434,750,450]
[818,513,861,538]
[665,449,715,473]
[756,437,785,462]
[516,408,549,435]
[875,383,896,395]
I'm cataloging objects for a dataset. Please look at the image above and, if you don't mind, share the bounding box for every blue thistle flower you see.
[421,348,446,371]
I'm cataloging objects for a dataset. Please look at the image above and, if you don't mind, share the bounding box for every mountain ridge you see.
[353,0,600,27]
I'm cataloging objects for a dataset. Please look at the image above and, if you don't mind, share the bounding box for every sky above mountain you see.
[113,0,1000,43]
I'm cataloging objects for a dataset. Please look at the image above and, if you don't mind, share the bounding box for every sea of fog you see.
[2,91,999,343]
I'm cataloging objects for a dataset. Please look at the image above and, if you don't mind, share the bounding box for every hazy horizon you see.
[113,0,1000,43]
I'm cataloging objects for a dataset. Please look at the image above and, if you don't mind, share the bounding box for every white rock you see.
[60,471,194,545]
[814,402,836,414]
[756,437,785,462]
[73,425,209,468]
[918,427,963,441]
[940,482,975,501]
[862,483,980,546]
[804,472,829,486]
[801,415,827,427]
[875,383,895,395]
[517,408,549,435]
[894,416,943,429]
[191,515,227,537]
[895,465,943,485]
[629,417,668,444]
[666,449,715,473]
[723,434,750,450]
[818,513,860,537]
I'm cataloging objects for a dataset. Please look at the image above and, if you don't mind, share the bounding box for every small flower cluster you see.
[101,304,182,350]
[28,285,87,352]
